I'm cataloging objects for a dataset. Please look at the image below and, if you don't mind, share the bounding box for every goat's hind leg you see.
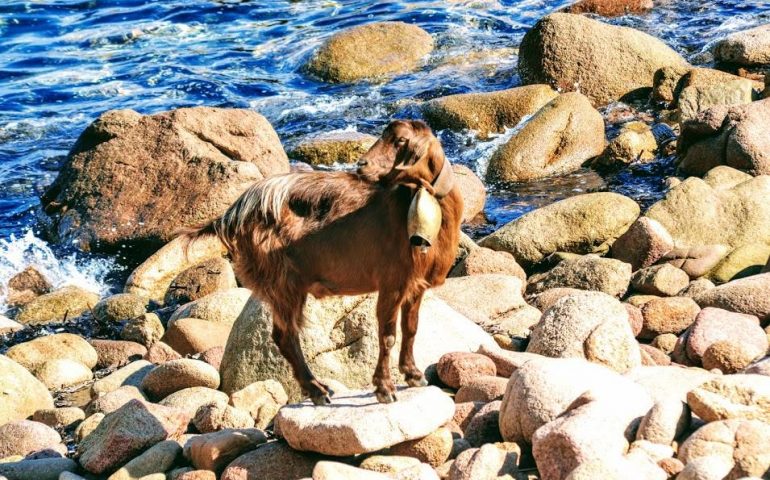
[399,289,428,388]
[271,298,334,405]
[372,289,403,404]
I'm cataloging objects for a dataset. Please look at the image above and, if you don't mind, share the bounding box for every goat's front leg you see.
[399,289,428,388]
[272,301,334,405]
[373,289,403,404]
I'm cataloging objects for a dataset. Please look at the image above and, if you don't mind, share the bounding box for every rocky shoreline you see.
[2,3,770,480]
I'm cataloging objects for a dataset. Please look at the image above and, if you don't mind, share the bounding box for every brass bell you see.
[407,187,442,250]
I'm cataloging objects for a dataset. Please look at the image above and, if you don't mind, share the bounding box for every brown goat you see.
[182,120,463,405]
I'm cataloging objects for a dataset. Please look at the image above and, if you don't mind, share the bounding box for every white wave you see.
[0,113,88,143]
[0,231,121,314]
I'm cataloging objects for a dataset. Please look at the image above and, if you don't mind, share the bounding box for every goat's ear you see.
[395,134,431,170]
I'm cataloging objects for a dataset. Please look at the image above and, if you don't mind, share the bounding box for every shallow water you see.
[1,0,769,306]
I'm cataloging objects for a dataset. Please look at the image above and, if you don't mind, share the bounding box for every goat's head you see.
[358,120,453,197]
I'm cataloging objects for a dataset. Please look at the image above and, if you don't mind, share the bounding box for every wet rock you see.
[32,407,85,430]
[220,440,319,480]
[0,355,54,424]
[527,255,632,298]
[433,274,527,333]
[655,66,763,108]
[14,286,99,325]
[91,360,154,397]
[518,13,688,107]
[481,192,639,269]
[713,23,770,66]
[193,402,254,433]
[41,107,289,252]
[448,443,520,480]
[78,399,188,475]
[679,419,770,478]
[86,385,146,415]
[159,387,229,419]
[35,358,93,390]
[93,293,147,323]
[687,374,770,423]
[630,264,689,297]
[305,21,433,83]
[421,85,557,139]
[125,235,228,304]
[486,92,605,183]
[141,359,220,401]
[464,400,503,447]
[661,245,730,279]
[220,293,496,400]
[162,318,233,356]
[274,387,453,456]
[598,121,657,166]
[144,341,182,364]
[107,439,181,480]
[702,340,760,374]
[289,131,377,166]
[184,428,267,473]
[168,288,252,327]
[229,380,288,430]
[562,0,653,16]
[532,385,653,480]
[686,307,768,365]
[6,266,51,307]
[678,99,770,176]
[164,257,237,307]
[0,420,63,458]
[527,291,641,372]
[646,169,770,252]
[90,339,147,369]
[452,165,486,223]
[639,296,700,339]
[695,273,770,322]
[121,313,165,347]
[6,333,97,372]
[636,399,691,445]
[499,356,639,443]
[437,352,496,389]
[390,427,453,467]
[708,243,770,284]
[449,247,526,280]
[0,458,77,480]
[455,376,508,403]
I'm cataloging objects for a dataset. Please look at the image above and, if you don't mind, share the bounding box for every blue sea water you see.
[0,0,769,301]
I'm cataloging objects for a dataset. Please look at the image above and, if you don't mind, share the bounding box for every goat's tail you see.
[176,214,236,262]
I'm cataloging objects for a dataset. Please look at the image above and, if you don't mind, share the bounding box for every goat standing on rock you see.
[182,120,463,405]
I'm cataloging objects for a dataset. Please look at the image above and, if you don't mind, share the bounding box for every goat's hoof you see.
[375,391,398,404]
[311,394,332,406]
[406,376,428,388]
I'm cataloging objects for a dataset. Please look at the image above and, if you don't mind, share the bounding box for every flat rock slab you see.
[274,386,454,456]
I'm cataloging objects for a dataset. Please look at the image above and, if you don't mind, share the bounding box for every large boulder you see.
[562,0,653,16]
[15,286,99,325]
[485,92,605,183]
[713,23,770,66]
[421,85,557,138]
[288,131,377,166]
[678,98,770,176]
[653,66,760,107]
[304,22,433,83]
[645,168,770,251]
[164,257,238,306]
[77,399,188,475]
[499,356,643,444]
[0,355,54,424]
[140,359,221,401]
[527,255,632,298]
[480,192,639,269]
[526,291,641,372]
[5,333,97,372]
[41,107,289,252]
[694,274,770,322]
[679,419,770,479]
[518,13,688,107]
[274,387,454,456]
[687,374,770,423]
[685,307,767,365]
[124,235,228,304]
[219,293,497,400]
